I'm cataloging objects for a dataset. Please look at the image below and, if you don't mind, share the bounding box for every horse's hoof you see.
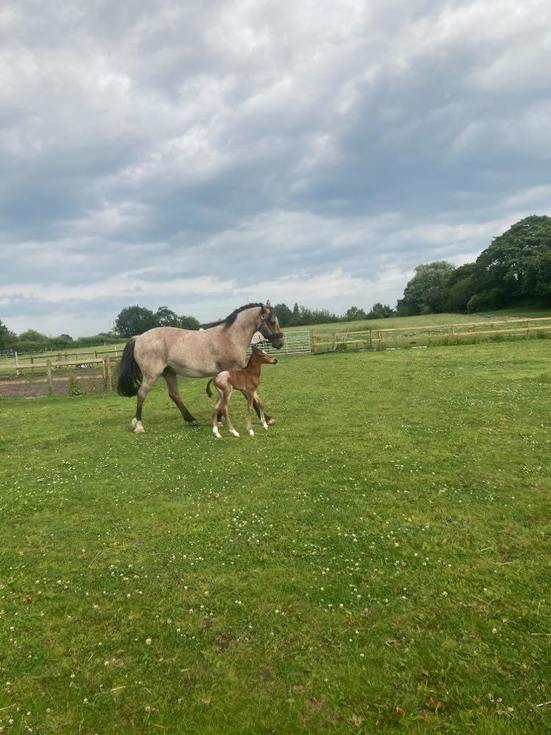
[190,420,199,427]
[230,429,240,438]
[134,423,145,434]
[248,430,255,437]
[213,429,222,439]
[131,418,137,429]
[266,417,276,426]
[261,421,269,431]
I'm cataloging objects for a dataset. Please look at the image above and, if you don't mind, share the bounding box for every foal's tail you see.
[206,379,214,398]
[117,338,143,397]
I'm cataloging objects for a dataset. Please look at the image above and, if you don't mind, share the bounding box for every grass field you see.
[1,341,550,733]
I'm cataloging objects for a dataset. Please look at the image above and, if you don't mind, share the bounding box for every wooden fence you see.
[314,316,551,352]
[8,347,123,375]
[1,355,118,394]
[2,318,550,397]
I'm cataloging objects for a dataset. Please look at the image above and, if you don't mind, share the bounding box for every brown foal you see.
[206,346,278,438]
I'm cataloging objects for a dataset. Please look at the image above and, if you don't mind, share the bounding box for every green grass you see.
[1,341,550,734]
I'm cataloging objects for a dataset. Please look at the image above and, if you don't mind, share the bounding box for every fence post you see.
[105,356,113,391]
[15,351,20,376]
[46,359,53,395]
[369,329,372,350]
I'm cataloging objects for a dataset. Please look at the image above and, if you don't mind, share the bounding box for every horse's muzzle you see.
[270,335,284,349]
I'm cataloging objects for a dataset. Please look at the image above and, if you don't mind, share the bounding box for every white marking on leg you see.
[131,417,137,429]
[261,418,268,430]
[213,426,222,439]
[230,428,240,438]
[249,429,255,437]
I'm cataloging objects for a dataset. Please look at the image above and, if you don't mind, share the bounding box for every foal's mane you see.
[201,302,263,330]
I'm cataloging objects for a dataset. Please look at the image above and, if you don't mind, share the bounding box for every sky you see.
[1,0,550,336]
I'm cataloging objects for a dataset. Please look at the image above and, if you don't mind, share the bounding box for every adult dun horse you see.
[117,301,283,433]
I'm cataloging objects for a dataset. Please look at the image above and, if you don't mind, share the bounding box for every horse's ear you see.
[266,299,271,307]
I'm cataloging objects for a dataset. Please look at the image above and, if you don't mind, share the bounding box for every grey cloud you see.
[1,0,550,335]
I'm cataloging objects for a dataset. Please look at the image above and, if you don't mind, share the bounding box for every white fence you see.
[250,329,313,356]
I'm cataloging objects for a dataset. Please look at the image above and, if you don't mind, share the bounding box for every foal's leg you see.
[221,386,240,438]
[253,391,269,430]
[163,367,199,426]
[253,399,275,426]
[246,393,256,437]
[212,391,224,439]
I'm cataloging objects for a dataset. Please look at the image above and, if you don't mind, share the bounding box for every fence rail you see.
[2,318,551,398]
[252,330,313,356]
[327,316,551,351]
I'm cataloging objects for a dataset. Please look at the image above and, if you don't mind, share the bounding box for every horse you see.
[206,346,278,439]
[117,301,283,433]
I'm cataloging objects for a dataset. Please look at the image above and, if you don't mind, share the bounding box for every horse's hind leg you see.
[163,368,199,426]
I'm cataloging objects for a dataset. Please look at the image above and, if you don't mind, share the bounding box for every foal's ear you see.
[266,299,271,307]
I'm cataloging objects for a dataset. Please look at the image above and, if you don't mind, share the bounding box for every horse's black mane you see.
[201,302,263,330]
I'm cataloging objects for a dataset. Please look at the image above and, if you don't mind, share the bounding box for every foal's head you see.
[250,345,278,366]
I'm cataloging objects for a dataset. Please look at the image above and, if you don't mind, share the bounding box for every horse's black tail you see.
[206,379,214,398]
[117,338,142,397]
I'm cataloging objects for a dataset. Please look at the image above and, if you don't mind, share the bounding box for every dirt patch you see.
[0,375,109,398]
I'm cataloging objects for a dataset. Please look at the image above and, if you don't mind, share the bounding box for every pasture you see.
[1,341,550,734]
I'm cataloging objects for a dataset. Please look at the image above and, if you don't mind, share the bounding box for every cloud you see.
[0,0,549,335]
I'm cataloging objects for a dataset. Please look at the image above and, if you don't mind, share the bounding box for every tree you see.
[441,263,477,313]
[473,215,551,307]
[114,306,157,337]
[18,329,49,342]
[397,261,456,315]
[0,320,16,350]
[178,315,200,330]
[155,306,181,327]
[273,303,293,327]
[366,303,394,319]
[290,303,301,326]
[345,306,367,321]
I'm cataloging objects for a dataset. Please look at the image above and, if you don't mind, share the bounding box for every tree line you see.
[396,215,551,315]
[2,215,549,352]
[0,306,201,354]
[0,301,395,353]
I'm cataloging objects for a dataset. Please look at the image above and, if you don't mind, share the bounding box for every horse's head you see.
[251,345,278,364]
[258,300,284,349]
